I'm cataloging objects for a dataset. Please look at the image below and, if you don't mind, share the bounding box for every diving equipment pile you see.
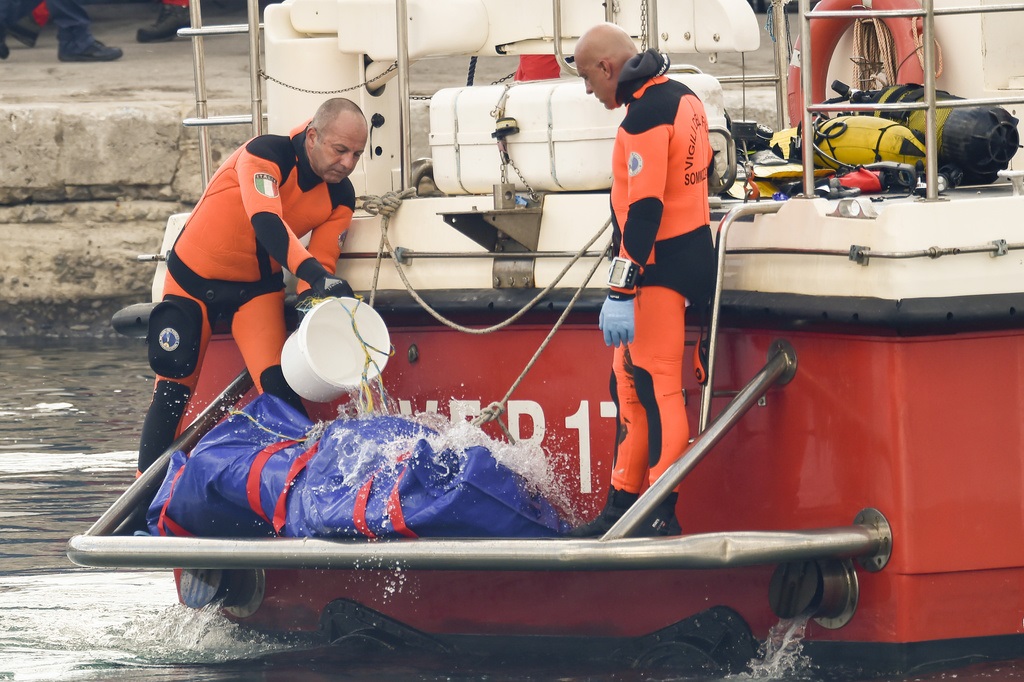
[739,82,1019,199]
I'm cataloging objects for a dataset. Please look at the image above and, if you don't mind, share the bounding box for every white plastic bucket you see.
[281,297,391,402]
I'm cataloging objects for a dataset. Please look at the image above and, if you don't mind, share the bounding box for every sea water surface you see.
[1,337,1022,682]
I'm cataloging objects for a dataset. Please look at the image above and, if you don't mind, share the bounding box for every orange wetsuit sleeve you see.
[612,123,669,295]
[235,150,332,286]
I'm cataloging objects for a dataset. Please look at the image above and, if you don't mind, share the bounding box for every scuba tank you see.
[836,81,1020,185]
[813,116,926,170]
[768,116,926,171]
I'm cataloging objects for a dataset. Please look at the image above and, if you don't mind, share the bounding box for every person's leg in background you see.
[45,0,122,61]
[137,0,189,43]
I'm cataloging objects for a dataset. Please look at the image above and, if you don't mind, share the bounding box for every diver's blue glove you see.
[599,295,635,347]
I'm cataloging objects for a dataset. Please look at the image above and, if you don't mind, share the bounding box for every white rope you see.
[374,205,606,335]
[357,189,614,438]
[469,232,612,436]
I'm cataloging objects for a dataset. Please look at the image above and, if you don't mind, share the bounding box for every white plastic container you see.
[281,297,391,402]
[428,74,730,195]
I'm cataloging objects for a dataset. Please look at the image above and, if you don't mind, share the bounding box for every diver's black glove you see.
[311,275,355,300]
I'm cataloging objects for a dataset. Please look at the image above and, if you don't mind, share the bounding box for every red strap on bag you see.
[387,467,418,539]
[157,465,194,537]
[353,477,377,539]
[272,442,320,534]
[246,440,300,526]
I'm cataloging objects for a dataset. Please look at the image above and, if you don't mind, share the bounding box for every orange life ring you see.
[787,0,926,127]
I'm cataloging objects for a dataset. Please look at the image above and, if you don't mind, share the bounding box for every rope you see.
[908,17,943,79]
[469,232,612,438]
[361,188,418,308]
[852,18,897,90]
[467,56,478,86]
[360,188,612,335]
[357,190,614,439]
[227,408,317,442]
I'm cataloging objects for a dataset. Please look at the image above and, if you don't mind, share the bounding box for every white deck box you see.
[428,73,730,195]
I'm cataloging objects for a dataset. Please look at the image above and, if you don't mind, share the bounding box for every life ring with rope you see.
[787,0,926,127]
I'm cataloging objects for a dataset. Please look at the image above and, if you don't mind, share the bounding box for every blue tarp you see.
[148,394,569,539]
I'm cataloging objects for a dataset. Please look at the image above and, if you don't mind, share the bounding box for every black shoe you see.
[8,16,41,48]
[633,493,682,537]
[0,28,9,60]
[58,40,123,62]
[136,4,190,43]
[569,488,639,537]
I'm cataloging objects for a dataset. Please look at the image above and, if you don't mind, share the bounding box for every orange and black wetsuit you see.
[137,123,356,473]
[607,50,716,495]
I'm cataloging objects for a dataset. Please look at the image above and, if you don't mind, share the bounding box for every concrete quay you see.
[0,3,781,337]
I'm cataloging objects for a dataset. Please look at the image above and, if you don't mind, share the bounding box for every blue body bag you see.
[148,395,569,539]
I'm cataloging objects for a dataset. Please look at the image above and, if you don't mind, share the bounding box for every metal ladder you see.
[178,0,265,187]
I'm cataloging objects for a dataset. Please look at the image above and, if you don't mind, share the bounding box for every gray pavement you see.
[2,3,781,110]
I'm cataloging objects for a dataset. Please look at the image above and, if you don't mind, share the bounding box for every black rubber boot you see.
[634,492,682,537]
[8,16,41,47]
[569,487,639,537]
[137,4,190,43]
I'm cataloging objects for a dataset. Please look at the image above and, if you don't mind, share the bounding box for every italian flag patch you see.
[254,173,280,198]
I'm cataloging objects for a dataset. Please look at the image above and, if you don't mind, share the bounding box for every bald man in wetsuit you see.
[136,97,368,479]
[570,24,716,536]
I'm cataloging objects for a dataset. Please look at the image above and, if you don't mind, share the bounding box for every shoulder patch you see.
[253,173,280,198]
[628,151,643,177]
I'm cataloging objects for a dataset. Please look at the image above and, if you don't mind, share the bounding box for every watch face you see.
[610,259,627,285]
[608,258,634,288]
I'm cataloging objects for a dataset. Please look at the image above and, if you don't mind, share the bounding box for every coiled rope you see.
[853,18,897,90]
[852,15,943,92]
[358,189,613,440]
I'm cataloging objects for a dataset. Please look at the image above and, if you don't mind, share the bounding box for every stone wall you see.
[0,103,251,338]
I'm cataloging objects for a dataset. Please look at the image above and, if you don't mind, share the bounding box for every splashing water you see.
[0,571,310,681]
[320,393,575,517]
[735,615,815,680]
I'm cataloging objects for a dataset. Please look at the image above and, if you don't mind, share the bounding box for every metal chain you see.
[259,62,398,95]
[506,155,539,202]
[640,0,649,51]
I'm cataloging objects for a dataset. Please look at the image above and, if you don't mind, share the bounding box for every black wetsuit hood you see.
[615,49,671,106]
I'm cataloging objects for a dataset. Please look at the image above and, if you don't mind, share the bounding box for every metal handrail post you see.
[187,0,212,186]
[799,0,815,197]
[773,0,790,129]
[396,0,412,190]
[602,339,797,541]
[552,0,577,77]
[922,0,939,200]
[699,202,785,433]
[646,0,659,50]
[247,0,263,137]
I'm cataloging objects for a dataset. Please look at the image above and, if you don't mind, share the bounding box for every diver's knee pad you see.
[147,296,203,379]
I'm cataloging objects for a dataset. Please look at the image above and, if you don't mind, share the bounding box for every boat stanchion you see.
[767,507,891,629]
[603,339,799,541]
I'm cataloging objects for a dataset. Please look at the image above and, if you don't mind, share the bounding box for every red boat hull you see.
[179,317,1024,657]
